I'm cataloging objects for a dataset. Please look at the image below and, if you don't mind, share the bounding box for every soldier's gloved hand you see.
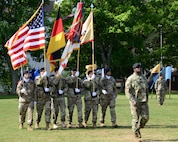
[44,87,50,92]
[92,92,97,97]
[75,71,79,77]
[75,88,80,93]
[42,71,47,78]
[34,101,37,105]
[20,88,26,94]
[58,90,63,94]
[102,89,107,95]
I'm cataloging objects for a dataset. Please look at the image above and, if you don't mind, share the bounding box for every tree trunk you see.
[4,51,19,94]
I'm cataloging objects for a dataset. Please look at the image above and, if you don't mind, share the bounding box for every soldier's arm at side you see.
[125,77,137,105]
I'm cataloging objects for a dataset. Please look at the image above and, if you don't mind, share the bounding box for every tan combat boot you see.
[27,125,33,131]
[61,121,66,128]
[93,123,97,128]
[79,122,84,128]
[46,123,51,130]
[83,122,87,128]
[67,123,72,128]
[100,123,106,127]
[35,122,39,129]
[53,123,58,129]
[19,123,23,129]
[112,123,118,128]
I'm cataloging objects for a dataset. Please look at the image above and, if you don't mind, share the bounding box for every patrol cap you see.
[23,70,30,75]
[132,63,141,69]
[40,67,45,72]
[105,68,111,73]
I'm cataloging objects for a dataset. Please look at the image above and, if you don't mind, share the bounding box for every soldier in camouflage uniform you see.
[65,68,84,128]
[154,73,167,105]
[16,71,35,131]
[99,68,118,128]
[83,70,100,128]
[34,68,51,130]
[125,63,149,138]
[49,68,67,129]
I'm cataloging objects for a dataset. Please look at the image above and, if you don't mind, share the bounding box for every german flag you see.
[47,7,66,72]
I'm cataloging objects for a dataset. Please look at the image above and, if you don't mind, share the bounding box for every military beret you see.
[23,70,29,75]
[72,68,77,71]
[105,68,111,73]
[132,63,141,69]
[40,67,45,72]
[87,70,93,75]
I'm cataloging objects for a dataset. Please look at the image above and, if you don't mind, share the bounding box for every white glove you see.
[34,101,37,105]
[42,71,47,77]
[102,89,108,95]
[75,88,80,93]
[44,87,49,92]
[20,88,26,94]
[92,92,97,97]
[58,90,63,94]
[75,71,79,77]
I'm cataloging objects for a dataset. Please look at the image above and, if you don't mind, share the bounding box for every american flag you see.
[4,3,45,70]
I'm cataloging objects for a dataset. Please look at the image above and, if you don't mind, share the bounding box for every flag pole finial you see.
[90,3,94,9]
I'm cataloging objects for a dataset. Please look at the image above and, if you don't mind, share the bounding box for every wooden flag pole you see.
[76,48,80,88]
[169,79,171,98]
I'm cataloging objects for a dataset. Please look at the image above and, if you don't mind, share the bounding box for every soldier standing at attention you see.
[99,68,118,128]
[154,73,167,105]
[65,68,84,128]
[34,68,51,130]
[49,68,67,129]
[125,63,149,138]
[16,71,35,131]
[83,70,99,128]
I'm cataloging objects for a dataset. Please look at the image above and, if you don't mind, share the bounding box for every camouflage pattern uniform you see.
[154,76,167,105]
[49,75,66,128]
[83,77,99,127]
[65,75,83,127]
[16,78,35,130]
[125,72,149,134]
[35,75,51,129]
[99,75,117,126]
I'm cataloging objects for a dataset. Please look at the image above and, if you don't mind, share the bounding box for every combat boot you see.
[46,123,51,130]
[83,121,87,127]
[67,123,72,128]
[93,123,97,128]
[53,124,58,129]
[100,123,106,127]
[134,129,141,138]
[112,123,118,128]
[27,125,33,131]
[61,121,66,128]
[19,123,23,129]
[35,122,39,129]
[79,122,84,128]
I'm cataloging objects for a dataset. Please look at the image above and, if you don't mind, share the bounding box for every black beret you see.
[105,68,111,73]
[23,71,29,75]
[132,63,141,69]
[40,67,45,72]
[87,70,93,75]
[72,68,77,71]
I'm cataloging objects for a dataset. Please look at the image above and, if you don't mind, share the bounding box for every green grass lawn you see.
[0,93,178,142]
